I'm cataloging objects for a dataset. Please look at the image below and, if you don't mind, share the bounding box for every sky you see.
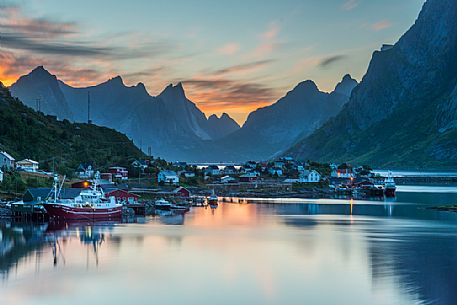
[0,0,425,124]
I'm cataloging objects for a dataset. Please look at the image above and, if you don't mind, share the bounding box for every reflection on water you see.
[1,186,457,305]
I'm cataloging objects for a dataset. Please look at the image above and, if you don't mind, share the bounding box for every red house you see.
[173,186,191,198]
[109,167,129,180]
[105,189,140,204]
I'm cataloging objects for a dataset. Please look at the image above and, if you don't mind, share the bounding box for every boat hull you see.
[43,204,122,220]
[385,187,396,197]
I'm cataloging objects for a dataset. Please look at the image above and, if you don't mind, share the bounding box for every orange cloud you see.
[252,22,281,58]
[180,79,280,124]
[371,20,392,31]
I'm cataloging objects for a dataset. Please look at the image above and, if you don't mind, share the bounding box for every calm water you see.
[2,185,457,305]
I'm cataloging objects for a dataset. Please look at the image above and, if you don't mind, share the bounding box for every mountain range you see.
[10,67,355,162]
[11,68,241,160]
[7,0,456,168]
[286,0,457,169]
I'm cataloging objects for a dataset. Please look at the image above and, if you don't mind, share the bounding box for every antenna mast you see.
[87,91,92,124]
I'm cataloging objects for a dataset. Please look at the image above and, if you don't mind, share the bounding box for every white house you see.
[0,151,15,170]
[204,165,221,176]
[158,170,179,185]
[268,167,283,177]
[16,159,39,172]
[223,165,237,175]
[0,168,3,182]
[299,170,321,183]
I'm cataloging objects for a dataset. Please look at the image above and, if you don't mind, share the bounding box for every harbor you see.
[2,184,457,305]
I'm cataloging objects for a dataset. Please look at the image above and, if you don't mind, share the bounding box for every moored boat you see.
[43,173,122,220]
[207,190,218,207]
[154,198,172,210]
[384,171,396,197]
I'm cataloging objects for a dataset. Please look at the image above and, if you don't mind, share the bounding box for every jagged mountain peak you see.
[334,74,358,97]
[160,82,186,98]
[221,112,232,119]
[18,65,56,83]
[294,80,319,92]
[106,75,124,86]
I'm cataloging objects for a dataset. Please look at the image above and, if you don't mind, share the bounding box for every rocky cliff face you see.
[211,75,357,161]
[287,0,457,168]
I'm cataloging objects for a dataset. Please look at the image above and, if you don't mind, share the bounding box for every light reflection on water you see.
[1,186,457,305]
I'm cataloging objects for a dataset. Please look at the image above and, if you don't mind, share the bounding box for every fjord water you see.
[2,186,457,305]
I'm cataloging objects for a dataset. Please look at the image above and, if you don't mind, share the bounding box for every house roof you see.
[17,159,39,165]
[160,170,178,177]
[24,188,82,202]
[173,186,190,193]
[24,188,52,202]
[0,151,15,161]
[105,189,140,198]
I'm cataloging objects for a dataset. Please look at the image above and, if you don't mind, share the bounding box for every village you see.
[0,149,398,220]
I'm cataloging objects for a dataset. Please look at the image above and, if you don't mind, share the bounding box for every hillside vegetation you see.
[0,82,144,176]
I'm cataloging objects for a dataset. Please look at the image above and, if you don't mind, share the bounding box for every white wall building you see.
[158,170,179,184]
[0,151,15,170]
[16,159,39,172]
[299,170,321,183]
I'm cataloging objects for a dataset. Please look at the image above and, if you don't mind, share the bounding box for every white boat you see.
[384,171,396,197]
[155,198,172,210]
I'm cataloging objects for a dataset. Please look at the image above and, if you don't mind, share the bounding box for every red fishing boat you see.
[43,174,122,220]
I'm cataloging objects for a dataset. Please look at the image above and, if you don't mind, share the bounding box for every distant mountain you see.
[209,75,357,161]
[207,113,241,140]
[286,0,457,169]
[10,68,240,161]
[0,81,143,174]
[10,66,73,120]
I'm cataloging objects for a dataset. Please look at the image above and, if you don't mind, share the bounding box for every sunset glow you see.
[0,0,424,124]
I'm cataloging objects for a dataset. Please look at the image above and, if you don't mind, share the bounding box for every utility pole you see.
[87,91,92,124]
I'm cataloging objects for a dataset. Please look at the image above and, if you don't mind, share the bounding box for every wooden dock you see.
[10,202,48,222]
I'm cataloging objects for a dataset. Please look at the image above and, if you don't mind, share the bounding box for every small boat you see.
[43,173,122,220]
[154,198,172,210]
[171,204,189,214]
[207,190,218,207]
[384,171,396,197]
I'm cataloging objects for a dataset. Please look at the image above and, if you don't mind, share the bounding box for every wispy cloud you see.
[0,4,174,87]
[371,20,392,31]
[252,22,281,58]
[217,42,240,56]
[342,0,359,11]
[212,60,274,76]
[319,55,347,68]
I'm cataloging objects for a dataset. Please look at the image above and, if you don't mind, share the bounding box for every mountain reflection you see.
[267,201,457,305]
[2,195,457,305]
